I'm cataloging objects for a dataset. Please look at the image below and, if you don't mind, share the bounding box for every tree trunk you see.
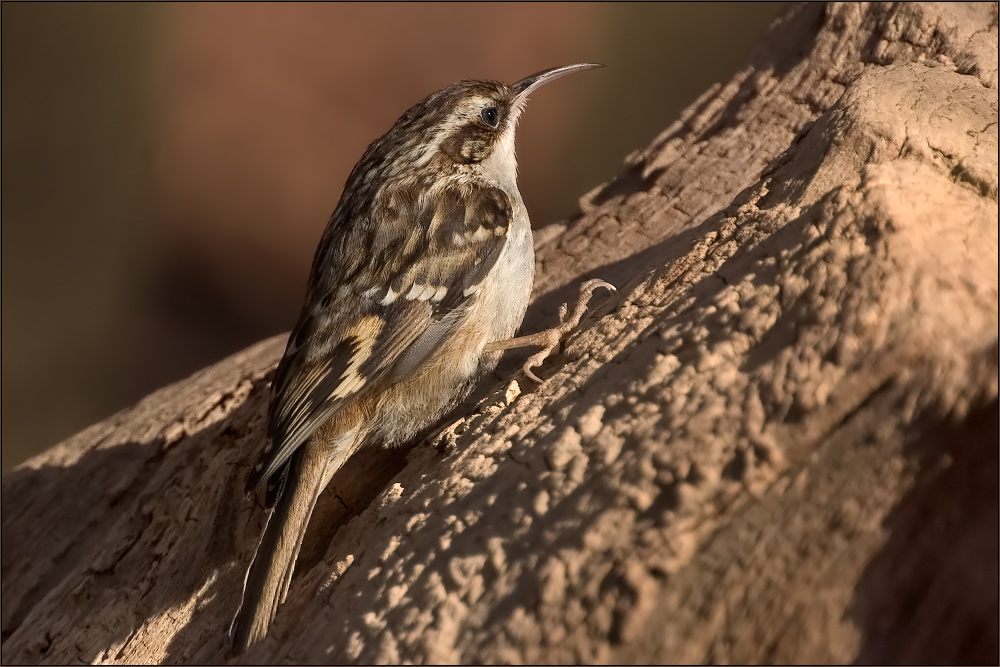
[3,2,997,664]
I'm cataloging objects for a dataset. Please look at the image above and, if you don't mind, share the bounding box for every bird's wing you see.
[246,183,512,495]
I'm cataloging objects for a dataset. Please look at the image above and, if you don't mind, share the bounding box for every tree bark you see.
[3,2,997,664]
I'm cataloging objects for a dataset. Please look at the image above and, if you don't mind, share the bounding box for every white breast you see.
[370,200,534,445]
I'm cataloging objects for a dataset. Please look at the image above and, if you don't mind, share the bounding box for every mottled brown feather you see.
[246,182,511,495]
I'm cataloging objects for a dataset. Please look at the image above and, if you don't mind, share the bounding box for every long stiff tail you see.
[231,416,363,652]
[230,438,329,652]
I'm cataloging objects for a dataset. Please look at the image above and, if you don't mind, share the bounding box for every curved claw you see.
[519,278,617,383]
[485,278,617,382]
[521,353,547,384]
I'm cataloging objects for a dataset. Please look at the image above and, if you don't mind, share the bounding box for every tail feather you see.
[231,419,362,652]
[230,439,330,652]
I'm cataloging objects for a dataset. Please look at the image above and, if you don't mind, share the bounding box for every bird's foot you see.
[485,278,616,382]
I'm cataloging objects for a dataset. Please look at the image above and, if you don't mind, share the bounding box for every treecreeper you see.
[231,64,613,651]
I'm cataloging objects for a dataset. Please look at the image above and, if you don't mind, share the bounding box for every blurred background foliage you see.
[2,2,785,471]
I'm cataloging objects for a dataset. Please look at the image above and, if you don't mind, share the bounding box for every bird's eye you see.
[480,106,499,127]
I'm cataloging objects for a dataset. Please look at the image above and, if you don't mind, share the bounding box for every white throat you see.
[476,128,520,195]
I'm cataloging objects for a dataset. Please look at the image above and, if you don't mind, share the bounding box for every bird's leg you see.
[485,278,615,382]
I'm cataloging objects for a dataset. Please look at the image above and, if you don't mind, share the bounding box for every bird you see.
[230,63,610,652]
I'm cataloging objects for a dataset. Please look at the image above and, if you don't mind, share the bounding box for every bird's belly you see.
[479,215,535,343]
[371,218,534,445]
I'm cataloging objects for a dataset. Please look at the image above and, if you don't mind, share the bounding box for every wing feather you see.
[246,182,512,495]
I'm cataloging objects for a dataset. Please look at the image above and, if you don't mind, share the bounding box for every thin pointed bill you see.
[511,63,604,104]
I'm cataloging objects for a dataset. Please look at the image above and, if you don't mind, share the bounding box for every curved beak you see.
[511,63,604,104]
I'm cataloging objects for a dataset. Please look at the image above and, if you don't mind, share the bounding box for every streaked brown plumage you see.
[231,64,604,651]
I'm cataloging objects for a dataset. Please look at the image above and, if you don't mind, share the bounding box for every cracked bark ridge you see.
[2,2,997,664]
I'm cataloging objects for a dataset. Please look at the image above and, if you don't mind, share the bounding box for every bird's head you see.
[366,63,603,190]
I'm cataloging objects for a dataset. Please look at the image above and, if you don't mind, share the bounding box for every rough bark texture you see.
[3,3,997,664]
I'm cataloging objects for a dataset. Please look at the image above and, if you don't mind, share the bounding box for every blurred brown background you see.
[1,2,785,471]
